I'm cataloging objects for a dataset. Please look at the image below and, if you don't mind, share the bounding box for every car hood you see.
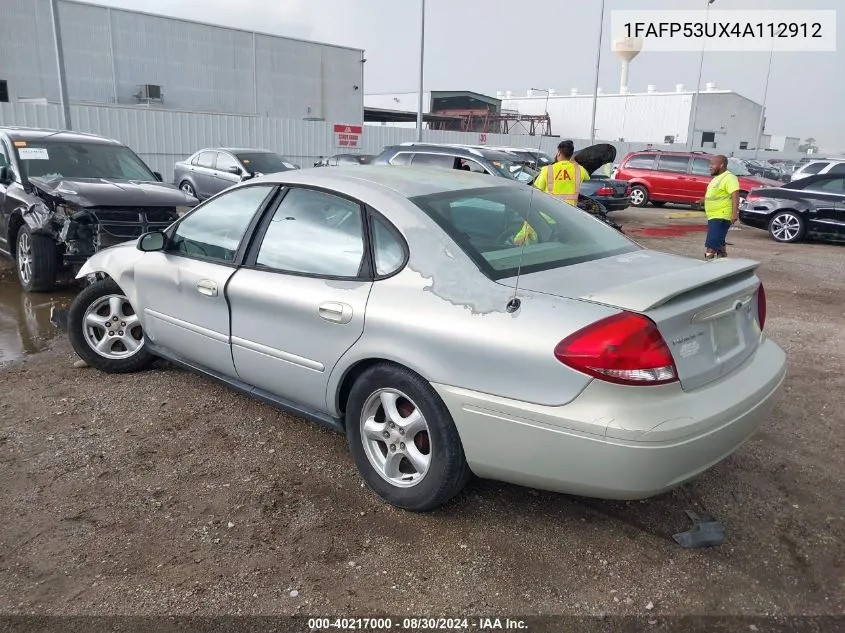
[29,177,197,208]
[573,143,617,175]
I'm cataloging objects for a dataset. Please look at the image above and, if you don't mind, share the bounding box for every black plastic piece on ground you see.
[50,306,68,331]
[673,509,726,548]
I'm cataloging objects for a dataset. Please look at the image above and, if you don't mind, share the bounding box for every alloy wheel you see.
[181,182,195,196]
[360,388,432,488]
[17,231,33,285]
[82,294,145,359]
[771,214,801,242]
[630,188,646,206]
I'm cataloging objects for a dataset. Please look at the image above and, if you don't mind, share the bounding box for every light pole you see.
[754,47,774,159]
[50,0,72,130]
[416,0,426,142]
[688,0,715,150]
[589,0,605,145]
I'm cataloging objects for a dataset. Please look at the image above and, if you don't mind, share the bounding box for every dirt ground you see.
[1,207,843,619]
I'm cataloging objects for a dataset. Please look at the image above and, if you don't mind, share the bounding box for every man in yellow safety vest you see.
[512,140,590,245]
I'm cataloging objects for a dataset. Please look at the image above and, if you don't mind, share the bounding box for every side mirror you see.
[228,165,242,175]
[153,171,163,182]
[138,230,167,252]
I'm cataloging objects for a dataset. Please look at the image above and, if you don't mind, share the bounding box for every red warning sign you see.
[334,124,362,148]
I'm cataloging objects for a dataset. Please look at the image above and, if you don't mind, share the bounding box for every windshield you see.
[489,159,538,184]
[410,185,638,280]
[15,140,156,181]
[235,152,298,174]
[728,158,751,176]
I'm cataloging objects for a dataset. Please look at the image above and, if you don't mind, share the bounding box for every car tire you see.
[768,210,806,244]
[650,201,666,207]
[67,278,155,373]
[179,180,197,198]
[628,185,649,207]
[15,225,58,293]
[345,363,471,512]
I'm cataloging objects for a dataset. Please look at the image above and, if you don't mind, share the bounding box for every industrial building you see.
[0,0,365,123]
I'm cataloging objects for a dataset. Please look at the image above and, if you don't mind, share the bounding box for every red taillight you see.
[554,312,678,386]
[596,186,614,196]
[757,283,767,330]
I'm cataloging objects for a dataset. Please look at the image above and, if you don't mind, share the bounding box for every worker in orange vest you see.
[513,140,590,245]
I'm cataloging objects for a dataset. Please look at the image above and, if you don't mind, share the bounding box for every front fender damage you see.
[27,182,101,269]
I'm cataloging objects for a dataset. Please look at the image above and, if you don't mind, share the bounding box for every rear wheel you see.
[16,225,58,292]
[67,278,154,373]
[628,185,648,207]
[768,211,805,243]
[345,363,471,512]
[179,180,197,198]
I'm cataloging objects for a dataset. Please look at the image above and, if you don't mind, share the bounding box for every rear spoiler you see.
[579,258,760,312]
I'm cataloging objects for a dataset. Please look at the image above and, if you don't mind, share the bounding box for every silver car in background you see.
[66,166,787,512]
[173,147,299,201]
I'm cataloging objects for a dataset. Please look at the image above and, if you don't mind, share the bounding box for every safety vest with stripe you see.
[541,160,584,204]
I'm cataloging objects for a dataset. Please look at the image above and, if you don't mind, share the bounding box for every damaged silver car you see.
[0,127,197,292]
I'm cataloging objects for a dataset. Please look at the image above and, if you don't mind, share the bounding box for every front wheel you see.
[345,363,471,512]
[67,278,154,373]
[628,185,648,207]
[768,210,806,243]
[16,225,58,292]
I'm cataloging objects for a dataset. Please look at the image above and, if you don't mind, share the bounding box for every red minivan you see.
[614,151,779,208]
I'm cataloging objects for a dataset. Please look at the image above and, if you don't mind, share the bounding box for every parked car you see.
[739,173,845,244]
[741,159,780,181]
[314,153,375,167]
[614,150,780,208]
[0,126,197,292]
[788,158,845,182]
[65,166,785,511]
[174,148,299,201]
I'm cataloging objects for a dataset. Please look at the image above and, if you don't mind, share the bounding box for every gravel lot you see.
[1,208,843,619]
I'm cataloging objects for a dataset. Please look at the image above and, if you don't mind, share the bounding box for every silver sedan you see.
[66,166,787,511]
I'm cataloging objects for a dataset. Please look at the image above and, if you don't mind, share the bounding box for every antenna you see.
[506,87,553,314]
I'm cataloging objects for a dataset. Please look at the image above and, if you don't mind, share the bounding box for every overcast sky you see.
[91,0,843,152]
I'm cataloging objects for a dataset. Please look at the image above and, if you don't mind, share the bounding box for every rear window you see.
[624,153,656,169]
[409,185,638,280]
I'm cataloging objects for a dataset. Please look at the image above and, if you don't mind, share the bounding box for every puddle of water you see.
[0,267,75,364]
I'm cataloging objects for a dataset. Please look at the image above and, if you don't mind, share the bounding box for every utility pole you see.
[416,0,426,142]
[754,48,774,159]
[688,0,715,150]
[50,0,72,130]
[589,0,605,145]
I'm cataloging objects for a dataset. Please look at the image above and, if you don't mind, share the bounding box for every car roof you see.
[201,147,275,154]
[250,164,522,198]
[388,143,519,162]
[0,126,121,145]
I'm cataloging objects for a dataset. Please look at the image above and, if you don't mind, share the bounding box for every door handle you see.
[197,280,218,297]
[318,302,353,324]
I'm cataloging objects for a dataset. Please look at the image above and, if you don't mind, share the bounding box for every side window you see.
[255,188,365,278]
[457,158,487,174]
[190,153,200,166]
[812,178,845,194]
[215,152,239,173]
[370,214,406,276]
[411,153,454,169]
[826,163,845,175]
[196,151,216,169]
[625,154,656,170]
[802,161,829,175]
[691,158,710,175]
[169,185,274,262]
[389,152,412,166]
[656,155,690,173]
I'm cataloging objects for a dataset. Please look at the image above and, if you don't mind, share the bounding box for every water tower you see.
[612,36,643,93]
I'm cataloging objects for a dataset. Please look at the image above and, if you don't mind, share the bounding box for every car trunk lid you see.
[499,250,764,391]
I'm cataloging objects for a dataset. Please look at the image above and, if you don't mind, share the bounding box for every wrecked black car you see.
[0,127,197,292]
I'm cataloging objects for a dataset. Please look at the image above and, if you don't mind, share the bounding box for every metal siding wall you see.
[0,0,58,101]
[321,46,363,125]
[109,9,255,114]
[255,34,322,120]
[58,2,114,104]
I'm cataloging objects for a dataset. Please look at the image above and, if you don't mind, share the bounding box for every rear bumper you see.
[597,197,630,211]
[433,338,786,500]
